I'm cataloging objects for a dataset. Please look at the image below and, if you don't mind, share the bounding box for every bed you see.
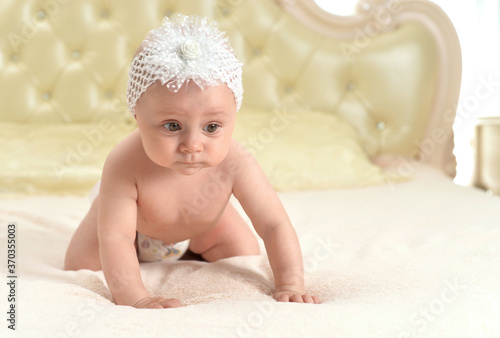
[1,0,499,337]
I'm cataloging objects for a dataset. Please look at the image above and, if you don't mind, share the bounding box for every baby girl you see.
[64,15,319,308]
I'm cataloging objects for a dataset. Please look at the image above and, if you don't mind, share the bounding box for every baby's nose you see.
[180,133,203,153]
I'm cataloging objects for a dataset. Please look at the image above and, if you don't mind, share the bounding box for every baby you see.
[64,15,319,308]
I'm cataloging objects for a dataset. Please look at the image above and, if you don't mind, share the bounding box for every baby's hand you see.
[273,289,320,304]
[133,296,182,309]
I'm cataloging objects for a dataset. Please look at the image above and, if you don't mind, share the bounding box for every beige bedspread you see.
[1,165,499,337]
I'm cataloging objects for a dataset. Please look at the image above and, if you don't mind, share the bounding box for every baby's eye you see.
[163,122,181,132]
[203,123,220,133]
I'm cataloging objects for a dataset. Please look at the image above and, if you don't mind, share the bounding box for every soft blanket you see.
[1,166,499,337]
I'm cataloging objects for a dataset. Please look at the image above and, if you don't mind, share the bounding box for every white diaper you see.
[136,232,190,262]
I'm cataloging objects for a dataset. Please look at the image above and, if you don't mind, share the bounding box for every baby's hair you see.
[126,14,243,116]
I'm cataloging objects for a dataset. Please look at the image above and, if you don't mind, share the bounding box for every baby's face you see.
[134,82,237,175]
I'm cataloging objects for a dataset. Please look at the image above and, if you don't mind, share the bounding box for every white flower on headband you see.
[181,40,201,60]
[126,14,244,116]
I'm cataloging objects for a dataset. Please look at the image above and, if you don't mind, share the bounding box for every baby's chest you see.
[136,183,232,233]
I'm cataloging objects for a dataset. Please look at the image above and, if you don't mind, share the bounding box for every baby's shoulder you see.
[104,130,144,170]
[220,139,258,175]
[226,138,252,159]
[100,130,141,196]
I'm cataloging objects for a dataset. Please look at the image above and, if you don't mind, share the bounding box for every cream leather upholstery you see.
[0,0,461,194]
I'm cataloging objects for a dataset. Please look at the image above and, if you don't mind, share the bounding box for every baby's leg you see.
[64,197,102,271]
[189,202,260,262]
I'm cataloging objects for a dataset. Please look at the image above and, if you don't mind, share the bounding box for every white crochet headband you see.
[127,14,243,116]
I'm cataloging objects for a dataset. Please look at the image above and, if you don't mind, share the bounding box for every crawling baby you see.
[64,14,319,309]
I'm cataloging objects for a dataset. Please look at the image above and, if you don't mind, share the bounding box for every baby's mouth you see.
[180,161,200,166]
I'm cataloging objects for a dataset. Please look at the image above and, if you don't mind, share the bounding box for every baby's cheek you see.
[143,140,174,166]
[212,140,232,161]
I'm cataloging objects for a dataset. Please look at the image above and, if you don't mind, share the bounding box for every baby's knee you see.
[64,254,101,271]
[242,236,260,255]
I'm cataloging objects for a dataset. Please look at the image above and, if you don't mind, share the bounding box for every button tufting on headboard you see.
[375,121,386,131]
[41,92,51,101]
[37,10,48,21]
[71,50,81,59]
[0,0,461,177]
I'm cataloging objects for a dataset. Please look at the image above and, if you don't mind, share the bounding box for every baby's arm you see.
[98,151,180,309]
[231,144,319,304]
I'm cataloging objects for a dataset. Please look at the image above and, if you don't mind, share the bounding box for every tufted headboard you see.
[0,0,461,195]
